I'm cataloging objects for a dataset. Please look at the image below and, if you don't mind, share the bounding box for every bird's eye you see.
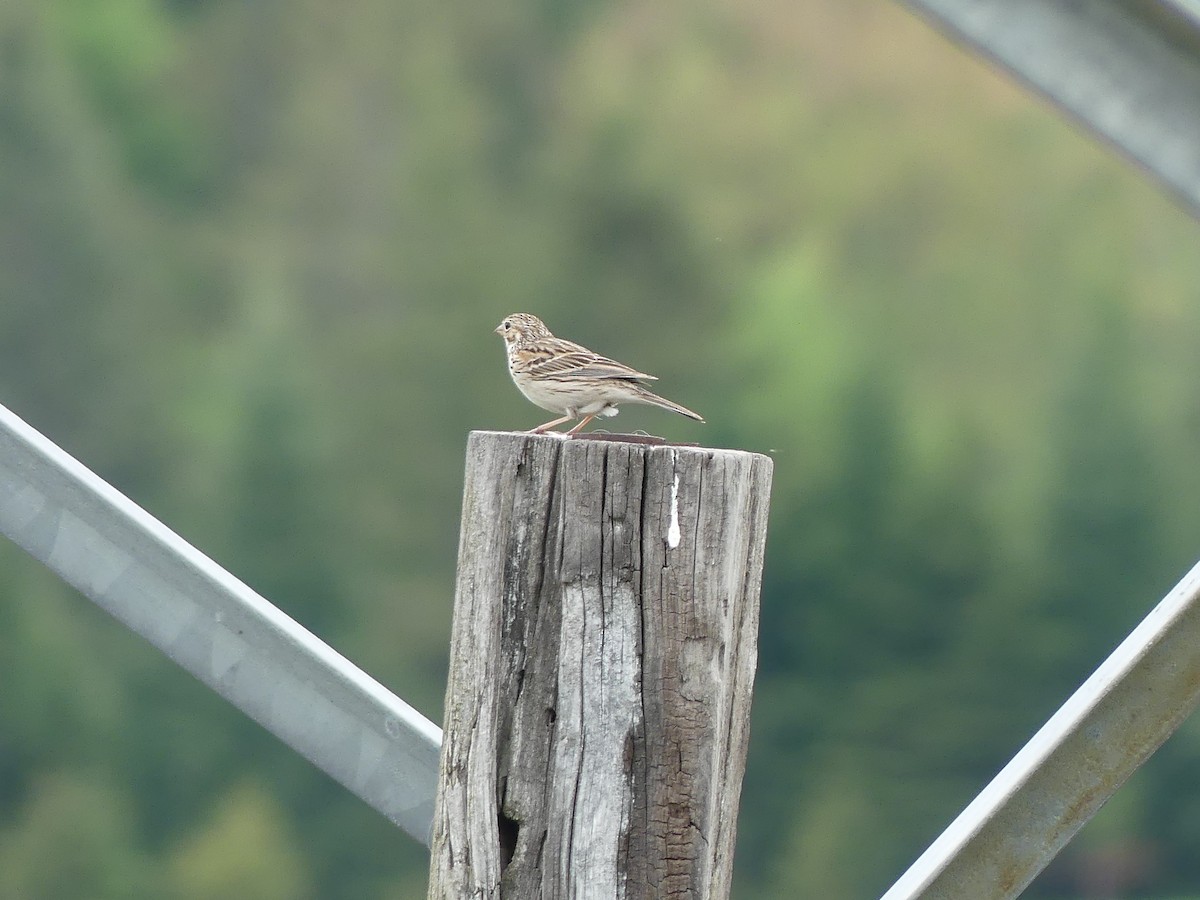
[503,319,511,329]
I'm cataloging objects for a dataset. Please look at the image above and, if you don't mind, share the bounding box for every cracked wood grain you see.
[429,431,773,900]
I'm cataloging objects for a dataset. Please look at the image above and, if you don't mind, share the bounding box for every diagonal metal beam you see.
[880,4,1200,893]
[897,0,1200,218]
[880,558,1200,899]
[0,402,441,846]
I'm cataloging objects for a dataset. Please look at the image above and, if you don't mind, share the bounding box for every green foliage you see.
[47,0,212,195]
[0,775,159,900]
[166,784,310,900]
[1,0,1199,898]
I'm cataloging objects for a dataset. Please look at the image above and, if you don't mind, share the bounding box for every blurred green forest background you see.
[2,0,1200,897]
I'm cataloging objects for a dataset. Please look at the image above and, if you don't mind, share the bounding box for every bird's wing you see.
[524,338,658,381]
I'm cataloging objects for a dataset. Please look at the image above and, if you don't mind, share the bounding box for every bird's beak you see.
[494,324,504,335]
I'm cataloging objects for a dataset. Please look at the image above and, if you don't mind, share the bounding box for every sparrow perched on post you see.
[494,313,704,434]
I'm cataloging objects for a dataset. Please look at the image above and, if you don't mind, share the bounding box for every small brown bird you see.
[494,313,704,434]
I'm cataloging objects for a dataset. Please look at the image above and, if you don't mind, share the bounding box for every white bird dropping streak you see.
[667,472,681,549]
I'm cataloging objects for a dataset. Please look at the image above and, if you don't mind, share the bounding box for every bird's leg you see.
[566,415,596,435]
[530,414,574,433]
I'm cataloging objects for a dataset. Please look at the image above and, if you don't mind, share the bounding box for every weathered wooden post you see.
[429,431,772,899]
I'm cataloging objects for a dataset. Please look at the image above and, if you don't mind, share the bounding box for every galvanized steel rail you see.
[882,559,1200,898]
[898,0,1200,218]
[0,402,441,846]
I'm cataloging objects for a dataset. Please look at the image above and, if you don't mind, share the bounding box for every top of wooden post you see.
[467,428,772,459]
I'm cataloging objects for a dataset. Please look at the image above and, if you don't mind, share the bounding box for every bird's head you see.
[494,313,551,346]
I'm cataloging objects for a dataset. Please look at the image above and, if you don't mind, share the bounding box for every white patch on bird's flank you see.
[667,468,681,550]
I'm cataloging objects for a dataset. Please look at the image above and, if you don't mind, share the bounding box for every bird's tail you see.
[634,386,705,423]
